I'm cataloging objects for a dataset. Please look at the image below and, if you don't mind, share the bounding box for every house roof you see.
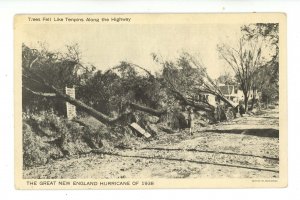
[219,85,235,95]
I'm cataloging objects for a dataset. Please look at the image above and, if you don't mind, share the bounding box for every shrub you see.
[23,111,94,168]
[23,123,62,168]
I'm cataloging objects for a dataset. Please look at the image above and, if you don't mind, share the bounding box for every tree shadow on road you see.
[203,128,279,138]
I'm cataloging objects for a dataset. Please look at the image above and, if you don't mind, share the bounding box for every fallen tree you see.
[23,54,167,127]
[129,102,166,117]
[22,46,132,126]
[152,52,237,122]
[23,46,237,134]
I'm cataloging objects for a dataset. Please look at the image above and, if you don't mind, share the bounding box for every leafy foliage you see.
[23,111,110,168]
[77,61,163,116]
[154,52,212,106]
[22,43,95,114]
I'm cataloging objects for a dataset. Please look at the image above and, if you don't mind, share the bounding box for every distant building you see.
[218,84,259,104]
[195,84,259,107]
[218,84,238,103]
[238,90,260,102]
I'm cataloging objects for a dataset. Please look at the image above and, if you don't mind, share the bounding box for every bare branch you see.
[23,86,57,97]
[29,57,39,69]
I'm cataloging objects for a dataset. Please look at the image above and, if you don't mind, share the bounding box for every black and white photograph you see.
[14,14,287,189]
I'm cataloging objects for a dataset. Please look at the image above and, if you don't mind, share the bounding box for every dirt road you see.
[24,108,279,179]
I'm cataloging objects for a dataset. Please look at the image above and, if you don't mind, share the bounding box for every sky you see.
[21,23,243,79]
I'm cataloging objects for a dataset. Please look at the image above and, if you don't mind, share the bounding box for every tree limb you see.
[23,86,57,97]
[129,102,166,117]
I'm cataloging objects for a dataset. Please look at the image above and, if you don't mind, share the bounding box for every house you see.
[237,89,259,102]
[195,84,259,107]
[218,84,259,104]
[218,84,238,103]
[198,93,217,107]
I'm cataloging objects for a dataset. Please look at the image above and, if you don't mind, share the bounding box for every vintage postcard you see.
[15,13,287,189]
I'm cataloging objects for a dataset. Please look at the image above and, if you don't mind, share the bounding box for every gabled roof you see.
[219,85,235,95]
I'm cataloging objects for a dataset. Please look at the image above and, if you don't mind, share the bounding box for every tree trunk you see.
[242,88,250,113]
[170,88,215,113]
[250,88,256,111]
[129,102,166,117]
[244,95,249,113]
[24,67,137,126]
[25,84,168,126]
[53,87,119,125]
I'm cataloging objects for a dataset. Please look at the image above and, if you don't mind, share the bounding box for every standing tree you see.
[218,29,264,112]
[241,23,279,109]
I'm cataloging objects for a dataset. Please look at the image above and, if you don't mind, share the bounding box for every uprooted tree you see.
[152,52,238,121]
[22,44,147,126]
[23,41,240,134]
[23,44,171,131]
